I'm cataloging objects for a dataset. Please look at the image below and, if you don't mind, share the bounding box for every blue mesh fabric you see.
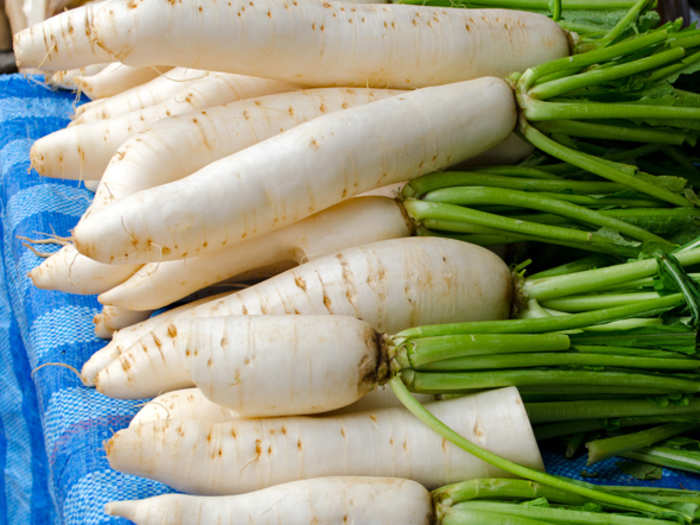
[0,73,697,524]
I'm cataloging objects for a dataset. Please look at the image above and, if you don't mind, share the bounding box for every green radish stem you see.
[404,200,640,257]
[444,500,679,525]
[535,416,700,440]
[585,422,698,463]
[395,294,684,339]
[420,186,671,246]
[526,397,700,423]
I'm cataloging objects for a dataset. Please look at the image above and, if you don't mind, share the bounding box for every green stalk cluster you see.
[432,478,700,524]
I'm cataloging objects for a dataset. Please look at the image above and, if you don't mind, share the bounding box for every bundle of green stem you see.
[395,0,661,48]
[402,166,699,257]
[432,478,700,524]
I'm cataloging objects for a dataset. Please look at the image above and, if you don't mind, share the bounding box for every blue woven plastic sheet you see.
[0,73,698,524]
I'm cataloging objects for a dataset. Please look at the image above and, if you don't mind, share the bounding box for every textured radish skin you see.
[93,305,151,339]
[14,0,569,87]
[98,197,411,311]
[105,477,433,525]
[30,244,138,295]
[106,387,543,494]
[73,68,278,123]
[75,63,169,100]
[182,316,381,417]
[91,237,512,398]
[90,87,401,211]
[129,388,237,428]
[73,77,516,264]
[30,73,294,181]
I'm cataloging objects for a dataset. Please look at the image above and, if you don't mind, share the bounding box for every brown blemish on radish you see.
[297,439,303,450]
[167,324,177,338]
[294,276,306,291]
[255,439,262,458]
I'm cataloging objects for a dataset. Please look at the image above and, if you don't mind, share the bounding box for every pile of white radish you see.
[84,236,512,396]
[13,1,598,521]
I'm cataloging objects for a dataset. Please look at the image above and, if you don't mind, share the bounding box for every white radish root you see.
[98,196,411,311]
[73,77,516,264]
[106,387,543,494]
[181,316,381,417]
[90,87,401,211]
[129,388,237,428]
[31,73,296,181]
[30,244,138,295]
[74,63,170,99]
[105,477,433,525]
[73,68,238,122]
[90,237,512,398]
[93,305,151,339]
[46,64,109,90]
[14,0,569,87]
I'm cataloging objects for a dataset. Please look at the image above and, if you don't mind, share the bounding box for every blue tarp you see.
[0,73,698,524]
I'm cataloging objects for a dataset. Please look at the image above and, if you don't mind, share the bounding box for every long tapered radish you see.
[89,237,512,397]
[129,388,237,428]
[74,63,170,99]
[105,477,433,525]
[73,77,516,264]
[72,68,241,122]
[14,0,569,87]
[30,244,138,295]
[31,73,296,181]
[106,387,543,494]
[89,87,401,211]
[93,305,151,338]
[98,196,411,310]
[46,63,109,89]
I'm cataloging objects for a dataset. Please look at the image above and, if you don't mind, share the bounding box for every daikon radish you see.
[46,63,108,90]
[105,477,433,525]
[73,77,516,264]
[98,196,411,310]
[31,73,296,181]
[129,388,237,428]
[106,387,543,494]
[74,63,170,99]
[93,305,151,338]
[30,244,137,295]
[181,316,379,416]
[72,68,228,122]
[90,237,511,398]
[14,0,569,87]
[89,87,400,210]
